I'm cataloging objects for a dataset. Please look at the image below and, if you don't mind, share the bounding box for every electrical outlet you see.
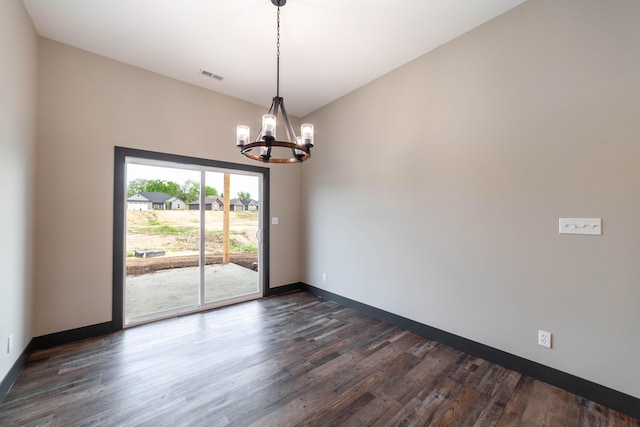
[7,334,13,354]
[538,330,552,348]
[322,273,327,282]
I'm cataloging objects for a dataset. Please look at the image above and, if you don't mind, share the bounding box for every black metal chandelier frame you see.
[236,0,314,164]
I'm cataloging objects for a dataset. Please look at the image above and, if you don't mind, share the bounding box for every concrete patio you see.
[125,263,258,319]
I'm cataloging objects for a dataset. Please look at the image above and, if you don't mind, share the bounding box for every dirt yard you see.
[126,209,259,276]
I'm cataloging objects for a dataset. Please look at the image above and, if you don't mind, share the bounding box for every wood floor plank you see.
[342,394,403,427]
[0,291,638,426]
[472,369,522,426]
[495,375,537,426]
[430,387,482,426]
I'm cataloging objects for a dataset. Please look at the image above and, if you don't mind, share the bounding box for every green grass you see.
[205,231,258,253]
[208,230,244,236]
[129,219,193,235]
[230,241,258,253]
[136,224,193,234]
[156,224,191,234]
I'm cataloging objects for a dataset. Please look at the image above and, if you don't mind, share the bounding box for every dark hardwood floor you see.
[1,291,638,426]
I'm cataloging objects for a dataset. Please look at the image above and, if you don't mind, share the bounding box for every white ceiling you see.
[22,0,528,117]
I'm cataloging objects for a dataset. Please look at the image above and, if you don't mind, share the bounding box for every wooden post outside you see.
[223,173,230,264]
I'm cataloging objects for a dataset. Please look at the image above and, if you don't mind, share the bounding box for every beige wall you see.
[302,0,640,398]
[35,39,302,336]
[0,0,38,381]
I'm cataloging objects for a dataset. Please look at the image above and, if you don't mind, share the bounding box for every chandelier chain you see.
[276,6,281,97]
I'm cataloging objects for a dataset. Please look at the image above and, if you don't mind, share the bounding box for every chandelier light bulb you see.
[301,124,314,147]
[262,114,277,138]
[236,125,250,147]
[295,136,304,156]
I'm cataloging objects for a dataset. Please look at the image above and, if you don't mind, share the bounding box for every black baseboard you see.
[0,340,35,403]
[266,282,304,296]
[31,322,114,351]
[301,283,640,420]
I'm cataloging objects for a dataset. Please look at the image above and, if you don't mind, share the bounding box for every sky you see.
[126,163,260,200]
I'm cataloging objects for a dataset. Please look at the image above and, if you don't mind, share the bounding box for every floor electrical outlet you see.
[538,330,552,348]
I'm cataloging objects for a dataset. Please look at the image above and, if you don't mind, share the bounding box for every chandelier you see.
[236,0,314,163]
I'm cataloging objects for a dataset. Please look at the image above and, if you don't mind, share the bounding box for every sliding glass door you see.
[203,171,260,304]
[115,149,267,327]
[124,163,201,321]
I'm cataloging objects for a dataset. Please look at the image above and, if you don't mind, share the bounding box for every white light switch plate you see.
[271,217,279,225]
[559,218,601,235]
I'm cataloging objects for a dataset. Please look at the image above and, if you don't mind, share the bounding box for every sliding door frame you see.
[112,146,270,331]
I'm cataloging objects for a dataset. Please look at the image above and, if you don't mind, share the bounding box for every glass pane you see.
[124,162,201,323]
[203,171,260,304]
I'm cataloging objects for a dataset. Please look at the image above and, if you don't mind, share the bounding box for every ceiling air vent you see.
[199,69,224,81]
